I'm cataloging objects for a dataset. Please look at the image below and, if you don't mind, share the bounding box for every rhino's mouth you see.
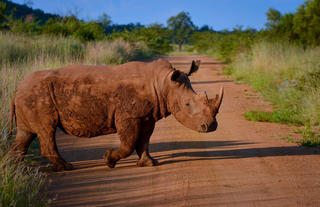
[199,122,218,133]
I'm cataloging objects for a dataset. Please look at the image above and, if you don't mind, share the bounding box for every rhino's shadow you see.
[59,140,245,163]
[155,144,319,166]
[49,140,319,207]
[58,140,319,166]
[149,141,318,166]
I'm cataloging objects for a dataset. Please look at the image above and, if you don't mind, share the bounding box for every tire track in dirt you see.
[49,56,320,207]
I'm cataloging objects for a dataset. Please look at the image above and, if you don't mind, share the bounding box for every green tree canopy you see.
[167,11,196,51]
[138,23,172,54]
[264,0,320,46]
[265,8,282,30]
[293,0,320,46]
[98,12,112,32]
[0,2,6,27]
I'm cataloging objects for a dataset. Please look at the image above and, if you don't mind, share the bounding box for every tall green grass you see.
[227,41,320,145]
[0,31,153,206]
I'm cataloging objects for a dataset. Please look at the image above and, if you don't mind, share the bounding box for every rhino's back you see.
[16,59,172,137]
[15,60,170,137]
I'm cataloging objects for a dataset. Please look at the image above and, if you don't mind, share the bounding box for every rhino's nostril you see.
[201,124,208,132]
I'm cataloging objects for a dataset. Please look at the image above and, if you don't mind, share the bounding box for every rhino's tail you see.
[8,93,16,139]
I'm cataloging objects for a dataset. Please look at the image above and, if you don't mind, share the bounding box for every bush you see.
[138,25,172,54]
[73,22,105,42]
[85,39,152,65]
[191,29,255,62]
[190,31,221,55]
[42,17,105,42]
[108,24,173,54]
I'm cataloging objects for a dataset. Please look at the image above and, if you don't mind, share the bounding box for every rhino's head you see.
[166,60,223,133]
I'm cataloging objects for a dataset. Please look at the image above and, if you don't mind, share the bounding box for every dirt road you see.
[49,56,320,207]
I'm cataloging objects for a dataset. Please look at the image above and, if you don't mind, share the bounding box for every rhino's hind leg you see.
[136,119,157,167]
[9,129,36,159]
[104,119,141,168]
[37,129,73,171]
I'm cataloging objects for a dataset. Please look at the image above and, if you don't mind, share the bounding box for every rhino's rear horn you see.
[187,60,201,76]
[214,87,224,112]
[199,91,209,101]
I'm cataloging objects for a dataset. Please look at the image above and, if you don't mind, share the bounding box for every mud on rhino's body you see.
[9,59,223,171]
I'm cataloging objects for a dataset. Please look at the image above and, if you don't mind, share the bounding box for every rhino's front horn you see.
[215,87,224,112]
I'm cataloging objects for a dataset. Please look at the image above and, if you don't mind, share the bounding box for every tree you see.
[167,11,196,51]
[265,8,281,30]
[23,0,33,7]
[293,0,320,46]
[138,23,172,54]
[0,2,6,27]
[98,12,111,27]
[264,8,298,42]
[199,25,211,32]
[98,12,111,33]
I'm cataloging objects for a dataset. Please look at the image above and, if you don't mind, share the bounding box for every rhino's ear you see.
[187,60,201,76]
[171,70,181,81]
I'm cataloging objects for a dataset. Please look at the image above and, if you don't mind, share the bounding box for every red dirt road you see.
[49,56,320,207]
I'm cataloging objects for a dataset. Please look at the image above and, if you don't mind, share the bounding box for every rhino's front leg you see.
[136,119,158,167]
[104,118,141,168]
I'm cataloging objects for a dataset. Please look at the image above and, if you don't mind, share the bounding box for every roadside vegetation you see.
[231,41,320,146]
[211,0,320,146]
[186,0,320,146]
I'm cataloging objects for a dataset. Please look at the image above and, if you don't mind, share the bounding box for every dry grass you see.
[85,39,151,65]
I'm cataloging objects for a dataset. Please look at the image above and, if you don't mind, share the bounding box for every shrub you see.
[42,17,105,42]
[85,39,152,65]
[108,24,173,55]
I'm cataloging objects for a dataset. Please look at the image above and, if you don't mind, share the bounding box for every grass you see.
[244,109,303,126]
[0,31,154,206]
[167,44,198,56]
[227,40,320,146]
[0,150,48,207]
[85,39,152,65]
[297,127,320,147]
[281,127,320,147]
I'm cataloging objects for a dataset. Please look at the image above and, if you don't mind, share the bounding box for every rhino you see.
[9,59,223,171]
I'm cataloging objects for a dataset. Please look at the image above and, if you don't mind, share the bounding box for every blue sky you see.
[12,0,306,30]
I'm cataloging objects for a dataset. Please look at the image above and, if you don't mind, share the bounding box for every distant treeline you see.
[192,0,320,62]
[0,0,319,58]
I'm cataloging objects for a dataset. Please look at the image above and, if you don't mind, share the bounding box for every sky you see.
[11,0,306,30]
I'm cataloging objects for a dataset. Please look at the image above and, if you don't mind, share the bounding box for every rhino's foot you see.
[52,162,74,172]
[104,149,117,168]
[137,156,158,167]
